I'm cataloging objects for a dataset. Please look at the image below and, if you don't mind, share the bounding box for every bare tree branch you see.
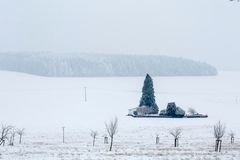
[105,117,118,151]
[214,121,225,140]
[9,127,16,146]
[0,125,13,146]
[90,130,98,147]
[169,128,182,147]
[170,128,182,139]
[229,130,235,138]
[214,121,226,152]
[16,128,25,144]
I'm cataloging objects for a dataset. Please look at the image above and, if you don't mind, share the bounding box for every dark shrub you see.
[166,102,177,116]
[133,111,138,116]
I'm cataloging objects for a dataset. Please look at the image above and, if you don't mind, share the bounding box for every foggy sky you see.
[0,0,240,70]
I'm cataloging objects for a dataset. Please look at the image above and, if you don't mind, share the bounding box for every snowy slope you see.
[0,71,238,128]
[0,71,239,159]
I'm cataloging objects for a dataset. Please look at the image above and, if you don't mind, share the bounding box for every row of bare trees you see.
[92,119,234,152]
[60,118,119,151]
[1,120,234,154]
[0,125,24,146]
[60,119,234,153]
[162,121,235,152]
[167,121,234,152]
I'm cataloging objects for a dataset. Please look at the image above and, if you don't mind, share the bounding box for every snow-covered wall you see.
[0,52,218,77]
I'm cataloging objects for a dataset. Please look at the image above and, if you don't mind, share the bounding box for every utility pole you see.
[62,127,65,143]
[84,87,87,102]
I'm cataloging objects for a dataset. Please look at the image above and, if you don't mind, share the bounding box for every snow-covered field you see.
[0,71,240,160]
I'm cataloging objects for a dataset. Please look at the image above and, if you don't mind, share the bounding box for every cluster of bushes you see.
[137,74,207,118]
[137,74,192,117]
[160,102,185,117]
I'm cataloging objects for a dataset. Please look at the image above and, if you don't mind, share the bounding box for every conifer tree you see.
[139,74,159,114]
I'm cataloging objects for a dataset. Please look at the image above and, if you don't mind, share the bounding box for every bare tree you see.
[105,117,118,151]
[214,121,226,152]
[188,108,197,115]
[90,130,98,147]
[9,128,16,146]
[0,125,13,146]
[170,128,182,147]
[16,128,25,144]
[229,130,235,144]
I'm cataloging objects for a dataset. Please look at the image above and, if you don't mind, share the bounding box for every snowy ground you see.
[0,71,240,159]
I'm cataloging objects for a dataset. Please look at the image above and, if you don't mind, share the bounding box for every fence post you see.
[62,127,65,143]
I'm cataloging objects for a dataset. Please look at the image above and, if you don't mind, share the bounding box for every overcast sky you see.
[0,0,239,70]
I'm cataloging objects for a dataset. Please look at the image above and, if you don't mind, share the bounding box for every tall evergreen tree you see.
[139,74,159,114]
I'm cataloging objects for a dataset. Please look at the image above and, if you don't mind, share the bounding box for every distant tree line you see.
[0,52,218,77]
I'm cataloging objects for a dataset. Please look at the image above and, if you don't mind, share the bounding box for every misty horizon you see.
[0,51,237,71]
[0,0,240,70]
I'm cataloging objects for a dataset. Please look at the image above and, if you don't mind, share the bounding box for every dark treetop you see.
[139,74,159,114]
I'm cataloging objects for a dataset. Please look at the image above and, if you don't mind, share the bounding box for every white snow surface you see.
[0,71,240,159]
